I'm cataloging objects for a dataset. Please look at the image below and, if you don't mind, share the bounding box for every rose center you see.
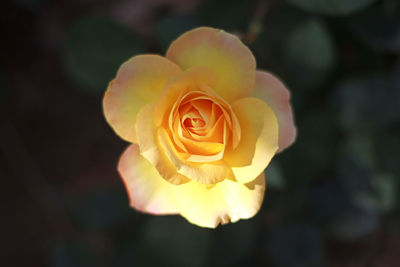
[181,108,206,130]
[183,117,206,128]
[168,89,232,159]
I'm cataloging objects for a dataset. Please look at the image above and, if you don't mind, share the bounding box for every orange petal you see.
[252,71,297,152]
[189,99,212,125]
[103,55,181,143]
[158,127,232,184]
[224,97,279,184]
[136,103,190,185]
[166,27,256,102]
[188,115,225,142]
[194,85,241,149]
[118,144,179,214]
[154,66,216,127]
[183,120,228,163]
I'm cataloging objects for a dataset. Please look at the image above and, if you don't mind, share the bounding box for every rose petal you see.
[224,97,279,184]
[158,127,232,184]
[175,172,266,228]
[252,71,297,152]
[183,120,228,163]
[136,103,190,185]
[166,27,256,102]
[154,67,240,151]
[154,66,216,127]
[118,144,266,228]
[103,55,181,143]
[118,144,179,214]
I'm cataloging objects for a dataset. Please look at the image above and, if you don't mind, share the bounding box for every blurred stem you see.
[245,0,271,44]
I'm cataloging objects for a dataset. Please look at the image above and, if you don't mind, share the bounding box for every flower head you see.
[103,27,296,228]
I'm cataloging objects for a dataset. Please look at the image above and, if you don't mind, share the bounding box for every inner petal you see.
[190,115,225,143]
[163,82,242,162]
[190,99,212,126]
[181,108,205,129]
[186,120,228,163]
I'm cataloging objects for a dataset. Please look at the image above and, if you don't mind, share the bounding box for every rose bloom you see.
[103,27,296,228]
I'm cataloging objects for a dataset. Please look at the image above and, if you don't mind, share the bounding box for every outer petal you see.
[136,103,190,185]
[175,172,266,228]
[118,144,266,228]
[118,144,179,214]
[166,27,256,102]
[224,97,279,184]
[252,71,297,152]
[103,55,181,143]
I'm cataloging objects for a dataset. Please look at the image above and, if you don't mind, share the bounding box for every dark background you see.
[1,0,400,266]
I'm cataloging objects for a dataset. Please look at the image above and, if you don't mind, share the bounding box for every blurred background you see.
[1,0,400,266]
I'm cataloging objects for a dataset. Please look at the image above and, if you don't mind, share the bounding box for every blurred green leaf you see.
[70,185,132,231]
[287,0,377,16]
[155,15,200,52]
[353,172,397,212]
[266,224,325,267]
[395,59,400,85]
[209,220,258,266]
[375,132,400,177]
[265,160,286,189]
[310,181,352,223]
[346,3,400,52]
[253,7,309,112]
[328,210,379,242]
[284,19,335,90]
[196,0,256,31]
[346,134,376,167]
[49,239,101,267]
[333,75,400,133]
[337,135,398,213]
[135,216,210,267]
[281,110,338,182]
[254,6,307,68]
[63,14,144,93]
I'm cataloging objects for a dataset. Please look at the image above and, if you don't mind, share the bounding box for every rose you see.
[103,27,296,228]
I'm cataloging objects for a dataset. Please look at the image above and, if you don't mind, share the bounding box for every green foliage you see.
[284,19,335,90]
[134,216,210,267]
[209,220,258,266]
[376,132,400,178]
[282,111,338,182]
[56,1,399,265]
[63,14,144,93]
[338,135,398,213]
[196,0,257,30]
[155,15,200,52]
[346,4,400,52]
[328,210,380,242]
[266,224,325,267]
[265,160,286,190]
[49,239,100,267]
[69,185,132,231]
[287,0,378,16]
[7,0,398,265]
[333,75,400,133]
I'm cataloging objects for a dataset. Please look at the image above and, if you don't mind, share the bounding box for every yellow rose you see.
[103,27,296,228]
